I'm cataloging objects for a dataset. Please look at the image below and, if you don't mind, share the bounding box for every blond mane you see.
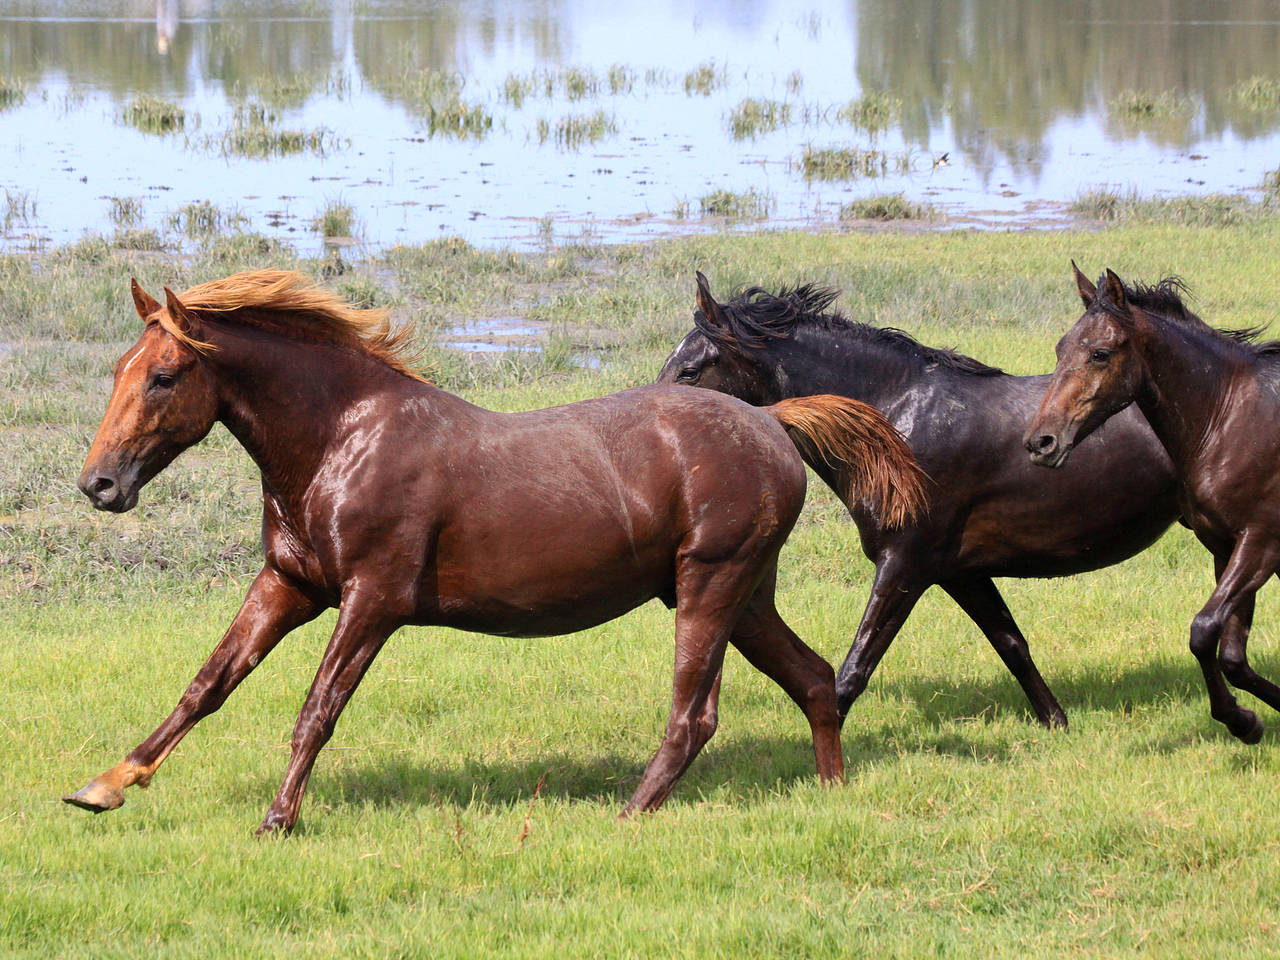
[155,269,425,381]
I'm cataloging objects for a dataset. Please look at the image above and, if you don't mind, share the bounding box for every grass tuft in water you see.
[110,227,168,251]
[200,103,346,158]
[698,188,774,220]
[2,189,36,231]
[123,96,188,134]
[1107,89,1194,122]
[1231,76,1280,112]
[684,61,727,97]
[608,65,636,96]
[0,77,27,109]
[728,98,793,140]
[167,201,247,239]
[311,200,359,238]
[426,100,493,139]
[799,145,914,180]
[107,197,143,228]
[536,111,617,150]
[837,91,902,134]
[840,193,937,221]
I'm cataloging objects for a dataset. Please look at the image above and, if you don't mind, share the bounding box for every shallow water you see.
[3,0,1280,252]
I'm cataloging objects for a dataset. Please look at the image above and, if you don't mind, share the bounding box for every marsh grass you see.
[311,200,359,238]
[837,91,901,133]
[536,110,617,149]
[2,189,36,231]
[107,196,143,228]
[608,64,636,96]
[1230,76,1280,112]
[699,187,774,220]
[426,99,493,139]
[800,145,915,180]
[109,227,168,251]
[10,223,1280,956]
[1071,186,1263,226]
[728,98,793,140]
[0,76,26,109]
[122,95,188,134]
[199,103,346,158]
[167,201,247,239]
[684,61,727,96]
[1107,89,1195,122]
[839,193,937,222]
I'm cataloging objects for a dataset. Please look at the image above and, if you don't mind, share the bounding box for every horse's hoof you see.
[255,812,294,838]
[62,781,125,813]
[1232,711,1265,744]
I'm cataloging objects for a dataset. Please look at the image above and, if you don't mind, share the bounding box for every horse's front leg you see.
[1190,534,1280,743]
[257,590,398,835]
[64,565,324,813]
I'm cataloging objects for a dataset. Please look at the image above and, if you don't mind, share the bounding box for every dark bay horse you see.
[657,273,1180,727]
[1027,264,1280,743]
[64,270,927,834]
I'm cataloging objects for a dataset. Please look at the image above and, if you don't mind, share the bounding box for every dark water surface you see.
[3,0,1280,251]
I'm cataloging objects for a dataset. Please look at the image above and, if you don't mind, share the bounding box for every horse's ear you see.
[695,271,726,328]
[1071,260,1097,308]
[131,278,161,323]
[1102,269,1129,314]
[162,286,196,334]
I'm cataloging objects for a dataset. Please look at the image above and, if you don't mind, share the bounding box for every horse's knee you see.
[1189,611,1223,660]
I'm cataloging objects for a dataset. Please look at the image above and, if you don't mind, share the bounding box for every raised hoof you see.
[1230,711,1265,745]
[62,781,125,813]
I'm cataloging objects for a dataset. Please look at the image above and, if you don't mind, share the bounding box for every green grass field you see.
[6,219,1280,957]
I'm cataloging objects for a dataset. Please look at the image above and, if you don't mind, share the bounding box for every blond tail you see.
[766,395,929,529]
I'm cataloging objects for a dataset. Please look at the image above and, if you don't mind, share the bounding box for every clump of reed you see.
[1107,89,1194,122]
[108,197,143,228]
[200,102,345,158]
[123,96,188,134]
[1071,186,1261,227]
[698,187,774,220]
[839,193,937,221]
[1231,76,1280,112]
[0,77,27,109]
[684,62,727,96]
[536,110,617,149]
[167,201,247,239]
[728,98,793,140]
[837,91,902,134]
[799,145,914,180]
[311,200,359,238]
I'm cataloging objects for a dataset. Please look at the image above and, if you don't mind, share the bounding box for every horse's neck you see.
[780,326,937,408]
[210,330,430,507]
[1135,321,1240,473]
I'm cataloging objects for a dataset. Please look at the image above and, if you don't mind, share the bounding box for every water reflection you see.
[0,0,1278,250]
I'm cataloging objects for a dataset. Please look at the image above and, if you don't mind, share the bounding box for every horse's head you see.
[655,272,782,405]
[1025,263,1148,469]
[78,281,220,512]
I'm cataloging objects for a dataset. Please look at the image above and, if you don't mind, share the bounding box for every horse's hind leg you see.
[728,571,844,784]
[941,577,1067,730]
[621,560,746,817]
[1190,539,1280,743]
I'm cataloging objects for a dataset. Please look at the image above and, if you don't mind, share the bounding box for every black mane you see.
[1098,275,1280,358]
[694,283,1003,376]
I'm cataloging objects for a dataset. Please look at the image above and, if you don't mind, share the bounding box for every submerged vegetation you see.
[836,91,902,133]
[1107,89,1195,122]
[196,102,346,158]
[697,187,774,220]
[684,61,728,96]
[1230,76,1280,112]
[0,76,26,109]
[536,110,617,149]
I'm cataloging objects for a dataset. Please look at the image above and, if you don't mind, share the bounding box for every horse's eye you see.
[1089,349,1111,364]
[151,372,176,389]
[676,365,701,383]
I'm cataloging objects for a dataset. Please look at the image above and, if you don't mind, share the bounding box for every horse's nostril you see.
[92,476,116,495]
[1036,435,1056,451]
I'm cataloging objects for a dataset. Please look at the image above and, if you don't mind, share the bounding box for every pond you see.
[2,0,1280,253]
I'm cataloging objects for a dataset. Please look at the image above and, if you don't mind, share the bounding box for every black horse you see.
[657,273,1180,727]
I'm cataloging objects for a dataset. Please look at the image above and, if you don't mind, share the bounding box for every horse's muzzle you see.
[1024,432,1071,469]
[78,470,138,512]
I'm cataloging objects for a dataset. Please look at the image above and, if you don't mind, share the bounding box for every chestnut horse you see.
[658,273,1178,727]
[1026,264,1280,742]
[64,270,926,834]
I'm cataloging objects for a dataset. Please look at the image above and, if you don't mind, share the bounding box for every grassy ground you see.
[5,219,1280,956]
